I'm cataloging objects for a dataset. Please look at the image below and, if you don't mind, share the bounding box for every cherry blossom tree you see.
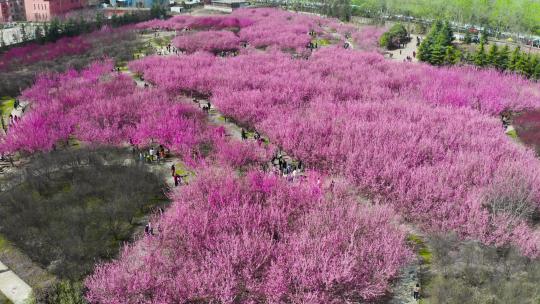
[173,31,240,54]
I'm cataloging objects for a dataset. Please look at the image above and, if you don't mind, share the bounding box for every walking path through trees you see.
[387,35,421,62]
[0,261,32,304]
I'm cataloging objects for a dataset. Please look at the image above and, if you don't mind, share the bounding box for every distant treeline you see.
[351,0,540,35]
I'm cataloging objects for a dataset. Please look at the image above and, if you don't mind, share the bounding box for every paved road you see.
[387,35,422,63]
[0,265,32,304]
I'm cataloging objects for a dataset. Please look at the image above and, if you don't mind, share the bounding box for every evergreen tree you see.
[95,12,105,29]
[77,16,90,34]
[34,25,44,44]
[474,42,487,67]
[20,24,28,42]
[42,23,50,41]
[532,60,540,80]
[439,21,453,45]
[464,30,472,44]
[528,56,539,78]
[47,19,62,42]
[515,54,530,77]
[508,47,521,71]
[430,44,445,65]
[0,30,5,48]
[480,28,488,44]
[486,44,498,67]
[443,46,461,65]
[417,37,432,62]
[496,45,510,71]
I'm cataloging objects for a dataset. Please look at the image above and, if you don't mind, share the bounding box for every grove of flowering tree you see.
[86,168,411,303]
[136,8,355,52]
[352,26,386,51]
[130,47,540,257]
[0,61,214,156]
[4,7,540,303]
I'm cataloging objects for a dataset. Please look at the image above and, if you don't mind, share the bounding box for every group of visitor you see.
[307,41,319,49]
[501,113,512,130]
[138,145,167,163]
[270,149,304,182]
[7,114,20,128]
[241,128,265,146]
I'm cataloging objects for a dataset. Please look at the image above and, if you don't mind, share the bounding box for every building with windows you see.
[24,0,87,21]
[0,0,25,22]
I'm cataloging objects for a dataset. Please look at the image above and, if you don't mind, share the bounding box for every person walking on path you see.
[413,283,420,301]
[171,164,176,177]
[241,129,247,141]
[145,222,154,235]
[174,174,179,187]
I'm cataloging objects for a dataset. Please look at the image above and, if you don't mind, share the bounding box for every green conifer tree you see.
[464,30,472,44]
[34,25,44,43]
[0,30,5,48]
[486,44,498,67]
[20,24,28,42]
[430,44,445,65]
[528,56,539,78]
[532,60,540,80]
[515,54,530,77]
[508,47,521,71]
[496,45,510,71]
[474,42,487,67]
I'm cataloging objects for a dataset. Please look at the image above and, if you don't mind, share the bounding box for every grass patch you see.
[217,116,226,122]
[314,38,331,46]
[407,234,432,265]
[0,97,15,119]
[506,128,518,139]
[0,235,9,251]
[175,162,195,180]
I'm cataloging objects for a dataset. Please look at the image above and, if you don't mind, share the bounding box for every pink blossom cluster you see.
[325,19,357,36]
[129,48,540,256]
[173,30,240,53]
[0,61,213,155]
[0,37,91,71]
[135,15,254,31]
[352,26,386,51]
[232,8,321,50]
[85,167,411,303]
[132,48,540,115]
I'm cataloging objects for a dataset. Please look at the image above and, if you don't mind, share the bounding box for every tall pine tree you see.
[496,45,510,71]
[34,25,44,44]
[508,47,521,71]
[486,44,498,67]
[532,60,540,80]
[474,43,487,67]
